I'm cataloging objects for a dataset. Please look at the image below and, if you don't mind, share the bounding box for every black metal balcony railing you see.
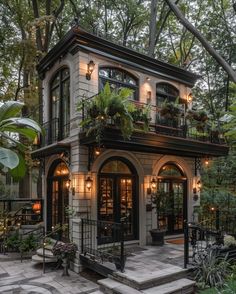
[80,97,226,145]
[0,198,44,226]
[81,219,126,272]
[41,118,70,146]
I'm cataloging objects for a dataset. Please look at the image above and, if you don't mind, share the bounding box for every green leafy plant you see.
[78,83,150,145]
[159,99,182,120]
[0,101,42,178]
[194,249,231,289]
[151,189,171,230]
[19,234,38,253]
[224,235,236,248]
[186,109,209,132]
[4,232,21,251]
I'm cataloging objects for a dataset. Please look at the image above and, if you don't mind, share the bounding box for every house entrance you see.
[157,163,187,235]
[47,160,69,240]
[98,158,138,244]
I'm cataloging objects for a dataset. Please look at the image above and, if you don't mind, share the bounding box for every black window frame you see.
[49,67,70,140]
[99,67,139,101]
[156,82,186,107]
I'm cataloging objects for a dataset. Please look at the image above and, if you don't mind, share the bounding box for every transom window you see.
[158,163,184,177]
[156,82,182,107]
[50,67,70,139]
[99,67,139,100]
[100,160,132,174]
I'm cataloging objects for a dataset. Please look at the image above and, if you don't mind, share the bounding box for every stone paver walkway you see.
[0,257,99,294]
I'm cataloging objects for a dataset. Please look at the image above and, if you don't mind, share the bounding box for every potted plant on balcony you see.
[149,189,170,246]
[186,110,208,132]
[131,103,151,132]
[52,242,77,276]
[160,99,182,120]
[78,83,135,145]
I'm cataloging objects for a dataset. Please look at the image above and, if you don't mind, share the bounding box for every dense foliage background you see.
[0,0,236,203]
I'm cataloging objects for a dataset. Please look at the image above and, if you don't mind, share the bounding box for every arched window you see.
[156,82,180,107]
[99,67,139,100]
[50,67,70,139]
[158,163,184,177]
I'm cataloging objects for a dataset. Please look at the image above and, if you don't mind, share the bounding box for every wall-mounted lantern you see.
[85,176,93,191]
[187,93,193,103]
[86,60,95,80]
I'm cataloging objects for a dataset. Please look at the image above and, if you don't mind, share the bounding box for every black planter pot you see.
[150,229,166,246]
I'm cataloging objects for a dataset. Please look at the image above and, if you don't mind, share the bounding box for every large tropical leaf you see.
[0,101,23,122]
[0,117,41,133]
[0,147,19,169]
[10,153,26,179]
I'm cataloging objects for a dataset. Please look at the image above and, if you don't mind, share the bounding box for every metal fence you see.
[81,219,125,272]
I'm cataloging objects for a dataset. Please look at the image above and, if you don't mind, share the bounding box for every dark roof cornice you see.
[37,27,200,87]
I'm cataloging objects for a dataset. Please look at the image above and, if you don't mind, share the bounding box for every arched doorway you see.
[98,157,139,243]
[157,163,187,234]
[47,160,69,239]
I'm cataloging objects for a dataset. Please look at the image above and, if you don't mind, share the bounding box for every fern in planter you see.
[159,99,182,120]
[78,83,149,145]
[186,109,209,132]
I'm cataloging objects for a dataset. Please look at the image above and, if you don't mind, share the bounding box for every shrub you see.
[52,242,77,260]
[224,235,236,248]
[194,249,231,289]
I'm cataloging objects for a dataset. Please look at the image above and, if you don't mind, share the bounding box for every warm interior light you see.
[65,180,70,189]
[86,60,95,80]
[85,176,93,191]
[32,201,41,214]
[151,177,157,190]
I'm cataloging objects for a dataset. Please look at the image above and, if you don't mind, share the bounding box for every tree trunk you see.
[165,0,236,83]
[148,0,158,57]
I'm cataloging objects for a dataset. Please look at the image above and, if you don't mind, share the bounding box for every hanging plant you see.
[186,110,209,132]
[159,99,182,120]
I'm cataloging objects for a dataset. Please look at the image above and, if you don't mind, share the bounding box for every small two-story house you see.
[32,25,228,268]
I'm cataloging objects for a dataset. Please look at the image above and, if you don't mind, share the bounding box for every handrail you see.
[42,224,67,274]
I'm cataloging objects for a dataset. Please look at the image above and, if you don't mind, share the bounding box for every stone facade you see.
[39,45,202,252]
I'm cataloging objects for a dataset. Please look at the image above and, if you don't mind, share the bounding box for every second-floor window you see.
[156,82,180,107]
[50,67,70,139]
[99,67,139,100]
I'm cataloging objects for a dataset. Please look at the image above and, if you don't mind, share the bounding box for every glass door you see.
[51,177,69,241]
[98,175,136,244]
[158,180,186,234]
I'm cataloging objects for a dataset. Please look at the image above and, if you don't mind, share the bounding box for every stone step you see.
[99,278,141,294]
[99,277,195,294]
[36,248,54,258]
[90,291,104,294]
[112,265,188,290]
[142,278,195,294]
[31,254,57,263]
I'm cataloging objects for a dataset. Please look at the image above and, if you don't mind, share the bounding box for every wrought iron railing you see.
[184,211,236,268]
[41,118,70,146]
[81,219,125,272]
[184,222,224,268]
[80,95,226,145]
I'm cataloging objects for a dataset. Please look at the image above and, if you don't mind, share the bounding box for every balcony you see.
[31,118,70,159]
[41,118,70,146]
[79,98,229,158]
